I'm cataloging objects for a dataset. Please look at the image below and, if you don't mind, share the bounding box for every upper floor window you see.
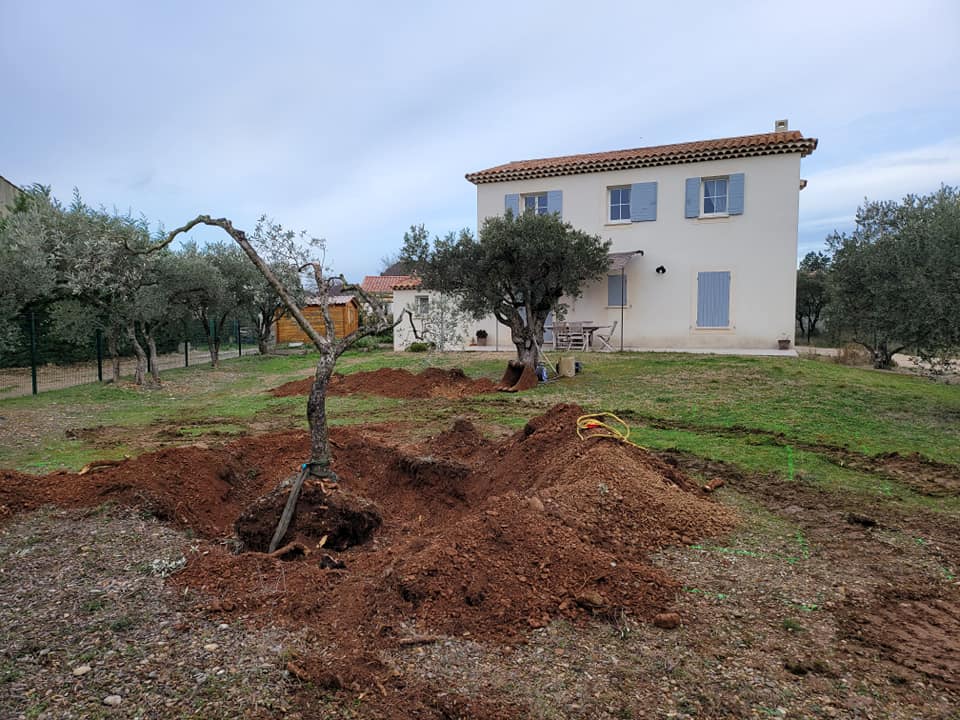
[702,177,729,215]
[609,187,631,222]
[523,193,548,215]
[685,173,743,219]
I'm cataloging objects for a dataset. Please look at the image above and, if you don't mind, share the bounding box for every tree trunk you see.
[145,324,160,385]
[213,315,229,365]
[125,323,147,385]
[202,316,219,367]
[872,341,904,370]
[510,312,545,367]
[306,354,337,464]
[256,308,273,356]
[107,329,121,382]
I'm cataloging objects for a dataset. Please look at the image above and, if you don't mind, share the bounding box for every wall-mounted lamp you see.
[655,265,667,275]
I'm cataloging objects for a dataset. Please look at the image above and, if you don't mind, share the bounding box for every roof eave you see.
[466,137,819,185]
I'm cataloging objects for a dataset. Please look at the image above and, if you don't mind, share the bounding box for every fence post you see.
[184,334,189,368]
[29,310,38,396]
[237,318,242,357]
[96,329,103,382]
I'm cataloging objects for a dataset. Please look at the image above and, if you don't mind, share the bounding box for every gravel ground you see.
[0,505,306,720]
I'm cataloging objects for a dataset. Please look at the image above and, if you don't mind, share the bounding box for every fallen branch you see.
[267,541,309,559]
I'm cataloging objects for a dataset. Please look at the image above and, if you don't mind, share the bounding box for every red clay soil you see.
[270,367,498,399]
[0,404,735,717]
[842,584,960,691]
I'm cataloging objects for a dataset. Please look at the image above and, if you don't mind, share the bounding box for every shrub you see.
[407,342,432,352]
[351,335,379,351]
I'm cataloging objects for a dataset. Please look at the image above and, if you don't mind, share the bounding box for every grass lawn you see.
[2,348,958,515]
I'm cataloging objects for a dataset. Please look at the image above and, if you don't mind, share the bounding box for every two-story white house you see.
[394,123,817,353]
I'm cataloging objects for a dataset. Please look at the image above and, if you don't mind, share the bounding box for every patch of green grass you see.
[82,597,106,613]
[108,615,136,632]
[9,438,132,474]
[175,422,246,437]
[24,702,48,719]
[619,424,960,514]
[0,660,21,684]
[683,587,729,601]
[782,617,806,633]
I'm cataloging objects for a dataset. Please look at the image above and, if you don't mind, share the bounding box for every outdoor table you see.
[582,324,611,350]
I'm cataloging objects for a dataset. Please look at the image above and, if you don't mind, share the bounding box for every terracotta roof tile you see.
[304,294,357,306]
[465,131,818,184]
[391,279,423,291]
[360,275,418,294]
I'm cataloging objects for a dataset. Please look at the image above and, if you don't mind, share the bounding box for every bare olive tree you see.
[140,216,400,549]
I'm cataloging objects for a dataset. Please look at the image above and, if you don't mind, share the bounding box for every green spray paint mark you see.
[787,445,795,481]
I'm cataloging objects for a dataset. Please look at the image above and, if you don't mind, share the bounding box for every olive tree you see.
[141,215,398,475]
[401,212,611,368]
[827,186,960,369]
[795,251,830,343]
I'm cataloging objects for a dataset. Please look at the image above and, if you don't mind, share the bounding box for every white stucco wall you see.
[475,152,804,350]
[392,289,513,351]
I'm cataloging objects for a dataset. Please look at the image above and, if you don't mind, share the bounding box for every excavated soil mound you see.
[1,404,736,710]
[0,447,250,536]
[270,367,498,399]
[166,406,735,636]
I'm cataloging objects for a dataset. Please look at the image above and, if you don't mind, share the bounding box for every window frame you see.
[700,176,730,217]
[414,295,430,318]
[521,192,549,216]
[607,186,632,224]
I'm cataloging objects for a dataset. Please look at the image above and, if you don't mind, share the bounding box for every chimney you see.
[775,119,789,132]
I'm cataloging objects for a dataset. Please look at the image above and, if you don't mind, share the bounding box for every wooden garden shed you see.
[274,295,360,344]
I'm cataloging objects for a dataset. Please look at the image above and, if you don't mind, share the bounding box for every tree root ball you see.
[498,361,538,392]
[234,483,382,553]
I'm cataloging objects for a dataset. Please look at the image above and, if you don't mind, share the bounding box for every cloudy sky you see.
[2,1,958,279]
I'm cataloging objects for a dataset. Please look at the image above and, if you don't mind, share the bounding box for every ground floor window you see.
[608,274,627,307]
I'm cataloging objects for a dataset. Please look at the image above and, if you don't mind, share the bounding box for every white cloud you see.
[800,138,960,234]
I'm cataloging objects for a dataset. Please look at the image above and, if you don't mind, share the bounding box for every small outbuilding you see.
[275,295,360,344]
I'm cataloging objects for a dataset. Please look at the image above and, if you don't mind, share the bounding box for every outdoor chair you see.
[594,320,618,352]
[566,322,587,351]
[553,321,570,350]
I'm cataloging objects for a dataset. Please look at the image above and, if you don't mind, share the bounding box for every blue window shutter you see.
[685,177,700,218]
[728,173,745,215]
[505,193,520,216]
[547,190,563,216]
[630,182,657,222]
[607,274,627,306]
[697,271,731,327]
